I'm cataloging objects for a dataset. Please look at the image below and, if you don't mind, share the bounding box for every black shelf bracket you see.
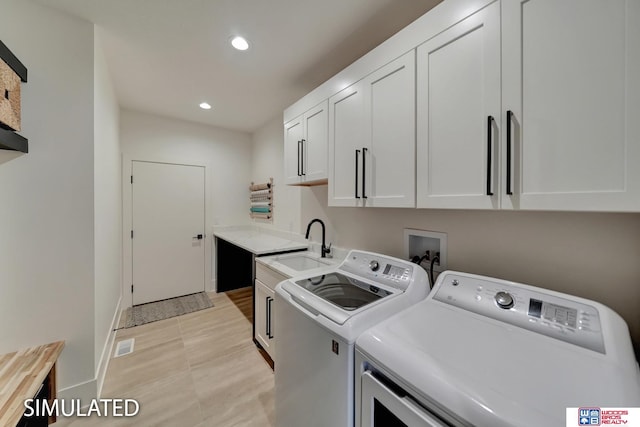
[0,40,27,82]
[0,39,28,153]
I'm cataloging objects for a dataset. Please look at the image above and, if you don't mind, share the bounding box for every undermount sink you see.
[276,254,331,271]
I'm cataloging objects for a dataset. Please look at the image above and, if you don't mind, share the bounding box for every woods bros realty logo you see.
[566,407,640,426]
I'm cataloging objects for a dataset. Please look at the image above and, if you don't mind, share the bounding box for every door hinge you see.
[130,175,133,184]
[131,230,133,239]
[131,284,134,293]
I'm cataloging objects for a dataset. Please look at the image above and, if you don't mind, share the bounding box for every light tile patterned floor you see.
[55,288,274,427]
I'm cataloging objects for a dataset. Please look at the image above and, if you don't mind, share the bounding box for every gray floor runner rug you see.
[125,292,213,328]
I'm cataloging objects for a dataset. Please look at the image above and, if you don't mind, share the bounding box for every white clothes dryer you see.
[356,271,640,427]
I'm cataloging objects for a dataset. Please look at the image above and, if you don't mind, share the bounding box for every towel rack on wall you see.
[250,177,273,222]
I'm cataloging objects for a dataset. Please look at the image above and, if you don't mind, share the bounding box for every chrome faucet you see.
[305,218,331,258]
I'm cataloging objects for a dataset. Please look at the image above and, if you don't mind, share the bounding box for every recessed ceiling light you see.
[231,36,249,51]
[199,102,212,110]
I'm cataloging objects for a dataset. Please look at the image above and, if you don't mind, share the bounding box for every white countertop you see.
[213,225,308,255]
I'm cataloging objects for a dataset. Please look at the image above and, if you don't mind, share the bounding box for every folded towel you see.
[251,212,271,220]
[250,182,271,191]
[250,206,271,213]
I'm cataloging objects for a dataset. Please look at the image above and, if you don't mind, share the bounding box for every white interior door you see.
[132,161,205,305]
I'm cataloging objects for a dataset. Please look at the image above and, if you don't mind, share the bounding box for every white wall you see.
[0,0,96,395]
[120,110,252,299]
[93,28,122,394]
[250,117,301,233]
[300,186,640,345]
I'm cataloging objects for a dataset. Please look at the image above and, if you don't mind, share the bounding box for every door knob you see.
[193,234,204,240]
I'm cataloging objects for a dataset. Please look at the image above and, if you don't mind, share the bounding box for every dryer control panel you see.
[433,273,605,353]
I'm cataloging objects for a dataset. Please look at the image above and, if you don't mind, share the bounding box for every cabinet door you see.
[363,51,416,207]
[254,279,275,359]
[328,82,366,206]
[284,116,303,185]
[303,101,329,183]
[416,1,501,209]
[502,0,640,211]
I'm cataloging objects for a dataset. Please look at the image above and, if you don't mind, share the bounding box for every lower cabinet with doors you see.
[254,262,289,364]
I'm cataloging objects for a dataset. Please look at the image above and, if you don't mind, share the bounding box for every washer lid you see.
[280,272,400,325]
[294,272,392,311]
[356,300,640,427]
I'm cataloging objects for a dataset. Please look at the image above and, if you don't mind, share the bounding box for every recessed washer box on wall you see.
[404,228,447,274]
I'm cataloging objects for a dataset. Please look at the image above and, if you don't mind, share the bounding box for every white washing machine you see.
[356,271,640,427]
[274,250,430,427]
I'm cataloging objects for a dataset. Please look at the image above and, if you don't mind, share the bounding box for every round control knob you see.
[369,260,380,271]
[495,291,514,309]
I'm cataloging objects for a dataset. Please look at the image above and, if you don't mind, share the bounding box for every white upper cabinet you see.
[329,51,416,207]
[284,116,303,185]
[416,2,501,209]
[364,51,416,207]
[502,0,640,211]
[289,0,640,212]
[418,0,640,212]
[303,102,329,183]
[328,83,365,206]
[284,100,328,185]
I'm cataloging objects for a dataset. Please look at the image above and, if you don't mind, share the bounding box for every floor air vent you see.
[114,338,135,358]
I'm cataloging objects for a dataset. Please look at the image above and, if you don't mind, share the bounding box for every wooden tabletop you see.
[0,341,64,426]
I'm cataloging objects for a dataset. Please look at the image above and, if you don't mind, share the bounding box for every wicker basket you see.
[0,58,21,132]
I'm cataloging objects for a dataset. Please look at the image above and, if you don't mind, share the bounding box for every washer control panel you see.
[340,251,414,291]
[433,273,605,353]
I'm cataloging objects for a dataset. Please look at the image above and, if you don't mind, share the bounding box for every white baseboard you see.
[96,295,122,397]
[55,296,123,403]
[58,378,97,402]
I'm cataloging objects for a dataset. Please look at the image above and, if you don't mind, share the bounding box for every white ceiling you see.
[40,0,442,133]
